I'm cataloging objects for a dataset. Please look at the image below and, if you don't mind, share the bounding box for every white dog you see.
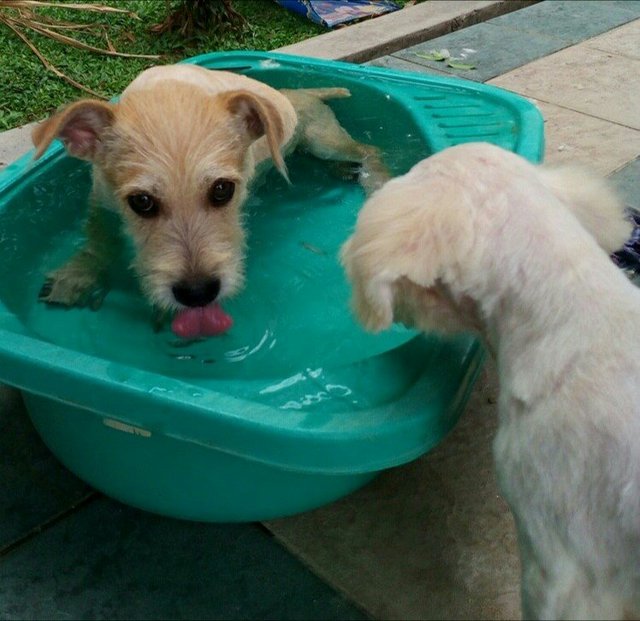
[341,142,639,620]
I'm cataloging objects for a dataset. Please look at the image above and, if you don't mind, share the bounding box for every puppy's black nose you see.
[172,278,221,307]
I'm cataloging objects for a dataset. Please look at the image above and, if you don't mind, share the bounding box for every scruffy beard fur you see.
[342,142,640,620]
[32,64,390,316]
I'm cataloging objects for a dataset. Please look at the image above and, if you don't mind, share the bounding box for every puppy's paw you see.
[359,147,391,195]
[39,266,108,310]
[328,161,361,182]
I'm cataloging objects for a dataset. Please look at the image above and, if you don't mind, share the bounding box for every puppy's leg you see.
[303,122,390,195]
[39,198,120,309]
[284,89,390,194]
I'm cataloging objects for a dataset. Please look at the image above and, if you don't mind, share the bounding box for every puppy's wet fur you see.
[33,64,389,314]
[342,142,639,620]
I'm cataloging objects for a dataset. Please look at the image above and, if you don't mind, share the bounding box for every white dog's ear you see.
[342,237,396,332]
[224,90,288,182]
[32,100,115,161]
[341,232,436,333]
[359,274,397,332]
[341,181,470,333]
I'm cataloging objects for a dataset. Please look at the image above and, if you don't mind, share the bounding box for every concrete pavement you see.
[1,2,638,619]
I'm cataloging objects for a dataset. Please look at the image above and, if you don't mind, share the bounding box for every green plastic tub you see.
[0,52,544,522]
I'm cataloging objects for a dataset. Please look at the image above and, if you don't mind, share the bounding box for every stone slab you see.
[609,157,640,212]
[0,496,366,620]
[530,99,640,175]
[266,368,522,621]
[489,0,640,46]
[489,44,640,130]
[0,123,36,171]
[393,21,566,82]
[366,54,452,76]
[276,0,537,63]
[585,19,640,60]
[0,384,91,552]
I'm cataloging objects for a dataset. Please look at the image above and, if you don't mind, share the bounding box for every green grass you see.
[0,0,326,130]
[0,0,420,131]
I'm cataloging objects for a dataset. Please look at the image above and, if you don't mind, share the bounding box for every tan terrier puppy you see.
[33,64,389,336]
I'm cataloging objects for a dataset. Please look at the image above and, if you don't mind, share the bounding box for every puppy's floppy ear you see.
[32,100,115,161]
[223,90,288,182]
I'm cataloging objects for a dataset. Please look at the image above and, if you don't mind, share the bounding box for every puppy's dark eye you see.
[208,179,235,207]
[127,193,159,218]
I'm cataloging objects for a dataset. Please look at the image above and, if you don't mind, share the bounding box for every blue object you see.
[0,52,544,522]
[612,209,640,277]
[275,0,400,28]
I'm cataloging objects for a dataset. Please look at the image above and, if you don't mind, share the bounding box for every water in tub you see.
[0,79,429,414]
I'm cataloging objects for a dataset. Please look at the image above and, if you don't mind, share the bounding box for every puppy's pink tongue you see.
[171,305,233,339]
[200,304,233,335]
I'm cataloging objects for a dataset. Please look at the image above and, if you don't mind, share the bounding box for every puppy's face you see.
[33,82,286,311]
[100,85,252,310]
